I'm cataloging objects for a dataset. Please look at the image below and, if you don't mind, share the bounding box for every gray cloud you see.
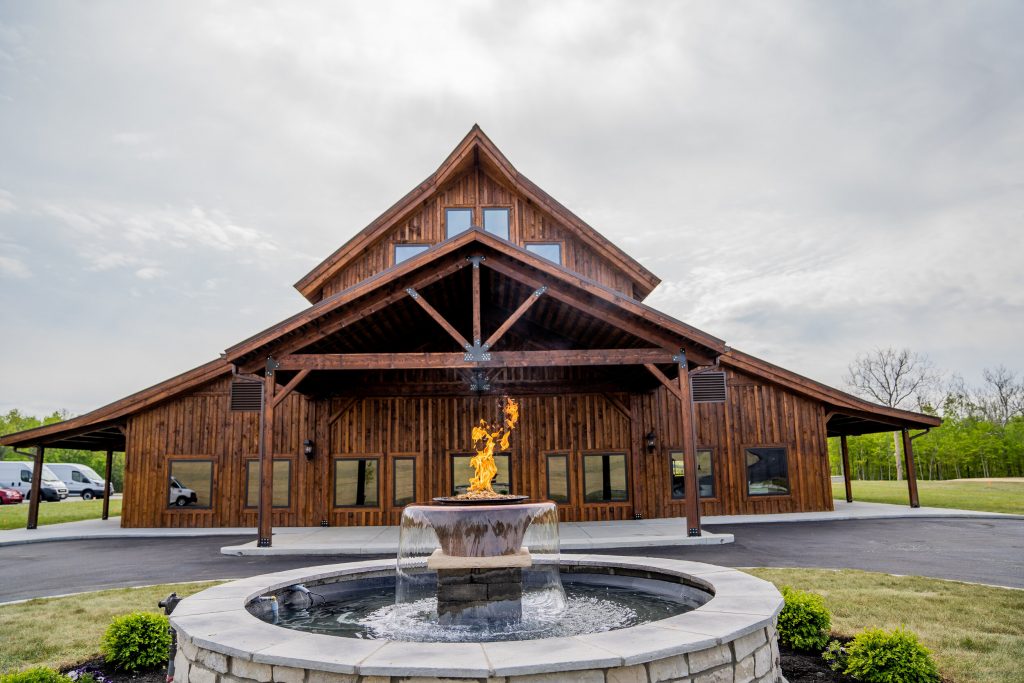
[0,1,1022,415]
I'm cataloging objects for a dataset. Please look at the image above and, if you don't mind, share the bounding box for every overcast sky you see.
[1,1,1022,417]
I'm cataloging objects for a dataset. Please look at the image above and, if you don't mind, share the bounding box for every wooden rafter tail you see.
[484,286,546,350]
[406,287,471,350]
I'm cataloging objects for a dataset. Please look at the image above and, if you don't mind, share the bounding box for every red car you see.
[0,487,24,504]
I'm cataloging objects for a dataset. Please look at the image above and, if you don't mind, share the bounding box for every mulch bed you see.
[780,636,858,683]
[62,657,166,683]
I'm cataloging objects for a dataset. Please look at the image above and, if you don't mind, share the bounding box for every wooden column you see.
[257,358,278,547]
[26,445,45,530]
[840,435,853,503]
[471,256,482,347]
[902,428,920,508]
[102,449,114,520]
[675,351,701,537]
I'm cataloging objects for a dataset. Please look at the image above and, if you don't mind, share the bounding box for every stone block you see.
[188,664,217,683]
[647,653,688,682]
[606,664,647,683]
[693,666,733,683]
[471,567,523,584]
[731,629,767,661]
[507,671,604,683]
[271,665,305,683]
[396,678,478,683]
[197,649,229,674]
[753,645,770,678]
[306,672,357,683]
[688,644,732,673]
[231,658,274,682]
[733,655,755,683]
[179,638,199,661]
[219,676,248,683]
[173,651,190,683]
[356,678,389,683]
[437,582,489,602]
[488,582,524,601]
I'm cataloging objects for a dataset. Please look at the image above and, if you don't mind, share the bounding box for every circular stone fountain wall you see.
[170,556,783,683]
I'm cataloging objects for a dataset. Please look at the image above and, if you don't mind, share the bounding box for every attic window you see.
[482,207,510,240]
[445,208,473,238]
[395,244,429,264]
[526,242,562,264]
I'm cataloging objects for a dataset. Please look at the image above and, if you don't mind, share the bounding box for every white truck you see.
[46,463,113,500]
[0,461,70,501]
[169,477,198,506]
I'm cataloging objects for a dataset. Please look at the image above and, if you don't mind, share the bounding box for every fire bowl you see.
[405,502,547,557]
[432,495,529,505]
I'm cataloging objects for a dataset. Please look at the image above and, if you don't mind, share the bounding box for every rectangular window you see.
[745,447,790,496]
[669,449,715,499]
[392,458,416,507]
[525,242,562,264]
[168,460,213,509]
[546,453,570,504]
[482,207,510,240]
[394,244,429,264]
[451,453,512,496]
[583,453,628,503]
[334,458,380,507]
[445,208,473,238]
[245,459,292,508]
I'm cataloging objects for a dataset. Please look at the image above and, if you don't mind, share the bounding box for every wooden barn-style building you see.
[2,126,940,544]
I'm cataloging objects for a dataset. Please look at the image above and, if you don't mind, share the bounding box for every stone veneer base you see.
[170,555,784,683]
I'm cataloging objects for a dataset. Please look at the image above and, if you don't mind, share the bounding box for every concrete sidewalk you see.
[1,501,1019,552]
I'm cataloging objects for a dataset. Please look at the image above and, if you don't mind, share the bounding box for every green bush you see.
[0,667,72,683]
[840,627,940,683]
[777,585,832,651]
[100,612,171,672]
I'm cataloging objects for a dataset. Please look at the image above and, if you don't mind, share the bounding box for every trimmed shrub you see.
[841,627,940,683]
[777,585,832,651]
[101,611,172,672]
[0,667,72,683]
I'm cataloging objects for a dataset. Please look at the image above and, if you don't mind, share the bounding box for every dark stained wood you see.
[258,367,276,545]
[676,354,701,536]
[26,446,44,529]
[276,349,672,371]
[484,286,545,350]
[902,428,920,508]
[102,449,113,520]
[271,369,311,409]
[471,257,482,345]
[644,363,683,400]
[840,435,853,503]
[407,287,471,350]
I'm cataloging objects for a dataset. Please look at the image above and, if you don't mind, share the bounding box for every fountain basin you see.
[170,556,783,682]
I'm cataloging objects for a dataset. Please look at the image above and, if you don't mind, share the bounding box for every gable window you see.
[482,207,510,240]
[526,242,562,264]
[745,447,790,496]
[394,244,429,264]
[583,453,628,503]
[445,208,473,238]
[451,453,512,495]
[245,459,292,508]
[669,449,715,499]
[334,457,380,507]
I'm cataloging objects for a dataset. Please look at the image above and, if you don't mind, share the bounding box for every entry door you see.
[386,452,423,525]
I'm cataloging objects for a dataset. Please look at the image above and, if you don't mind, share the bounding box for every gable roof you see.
[293,125,662,302]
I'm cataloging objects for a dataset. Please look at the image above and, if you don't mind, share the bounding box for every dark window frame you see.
[244,458,293,509]
[167,458,215,511]
[524,241,563,264]
[449,451,514,496]
[743,445,791,497]
[391,455,417,508]
[482,206,511,240]
[544,451,571,505]
[444,207,474,239]
[333,456,382,508]
[393,243,430,265]
[582,451,630,504]
[668,447,717,500]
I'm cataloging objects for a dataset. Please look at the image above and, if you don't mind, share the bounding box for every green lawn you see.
[832,478,1024,515]
[0,498,122,530]
[747,568,1024,683]
[3,571,1022,683]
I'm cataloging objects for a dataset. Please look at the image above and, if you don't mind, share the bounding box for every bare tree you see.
[845,348,942,480]
[979,365,1024,426]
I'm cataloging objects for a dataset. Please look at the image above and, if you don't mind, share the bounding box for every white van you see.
[169,477,198,506]
[0,462,69,501]
[46,463,113,500]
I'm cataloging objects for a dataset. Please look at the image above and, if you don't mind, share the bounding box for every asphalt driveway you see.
[0,517,1020,602]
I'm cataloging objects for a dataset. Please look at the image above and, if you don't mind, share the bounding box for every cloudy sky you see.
[1,1,1022,417]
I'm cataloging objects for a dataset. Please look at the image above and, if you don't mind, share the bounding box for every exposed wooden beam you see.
[484,286,546,350]
[902,428,921,508]
[257,361,276,547]
[278,348,673,371]
[675,351,702,537]
[270,369,311,409]
[26,445,44,530]
[644,363,683,401]
[471,256,482,345]
[406,287,471,350]
[840,435,853,504]
[102,449,113,520]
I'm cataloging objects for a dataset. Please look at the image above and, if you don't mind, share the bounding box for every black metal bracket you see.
[469,370,491,392]
[672,349,688,369]
[257,537,272,548]
[687,527,701,537]
[265,356,279,377]
[533,285,547,298]
[467,255,485,269]
[464,341,491,362]
[405,287,419,300]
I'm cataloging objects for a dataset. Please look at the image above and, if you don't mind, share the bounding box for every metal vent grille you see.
[691,371,727,403]
[230,380,263,412]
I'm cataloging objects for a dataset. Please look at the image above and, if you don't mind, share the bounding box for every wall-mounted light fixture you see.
[303,439,316,460]
[645,430,657,453]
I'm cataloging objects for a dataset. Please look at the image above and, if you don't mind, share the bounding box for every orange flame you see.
[468,397,519,494]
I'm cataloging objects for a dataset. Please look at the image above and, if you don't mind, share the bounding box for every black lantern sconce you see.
[303,439,316,460]
[645,430,657,453]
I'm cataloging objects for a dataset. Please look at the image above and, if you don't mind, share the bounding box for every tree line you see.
[0,409,126,491]
[834,349,1024,481]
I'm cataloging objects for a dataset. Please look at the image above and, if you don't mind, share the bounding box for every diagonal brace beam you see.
[407,287,471,350]
[484,286,546,350]
[270,369,311,409]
